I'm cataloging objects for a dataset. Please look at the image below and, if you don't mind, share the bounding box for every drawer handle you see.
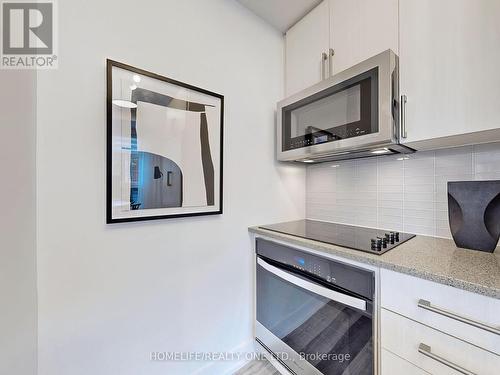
[417,299,500,336]
[418,343,476,375]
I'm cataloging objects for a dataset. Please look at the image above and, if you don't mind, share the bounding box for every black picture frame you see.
[106,60,224,223]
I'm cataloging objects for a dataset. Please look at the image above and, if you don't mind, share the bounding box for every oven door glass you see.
[256,258,373,375]
[282,67,378,152]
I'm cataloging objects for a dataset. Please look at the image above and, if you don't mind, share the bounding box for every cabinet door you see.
[400,0,500,147]
[381,349,429,375]
[330,0,398,75]
[381,308,500,375]
[381,268,500,355]
[285,1,330,97]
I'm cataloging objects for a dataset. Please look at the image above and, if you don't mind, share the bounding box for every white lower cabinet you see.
[380,269,500,355]
[381,309,500,375]
[381,349,429,375]
[379,269,500,374]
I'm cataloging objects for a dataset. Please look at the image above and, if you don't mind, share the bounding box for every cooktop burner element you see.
[259,220,416,255]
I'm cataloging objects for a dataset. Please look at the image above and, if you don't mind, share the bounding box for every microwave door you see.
[282,72,377,153]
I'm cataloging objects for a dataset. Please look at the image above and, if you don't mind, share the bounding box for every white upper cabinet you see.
[285,1,330,96]
[284,0,398,97]
[330,0,398,75]
[284,0,500,149]
[399,0,500,148]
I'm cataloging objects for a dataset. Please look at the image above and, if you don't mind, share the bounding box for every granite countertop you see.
[249,225,500,299]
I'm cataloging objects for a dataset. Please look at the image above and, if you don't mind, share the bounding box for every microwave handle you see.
[257,258,367,311]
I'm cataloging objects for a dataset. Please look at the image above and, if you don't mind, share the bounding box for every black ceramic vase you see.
[448,180,500,252]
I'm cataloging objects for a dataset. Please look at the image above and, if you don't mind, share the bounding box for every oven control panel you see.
[256,238,374,300]
[290,254,327,279]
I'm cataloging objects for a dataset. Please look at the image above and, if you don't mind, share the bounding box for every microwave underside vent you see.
[297,144,415,163]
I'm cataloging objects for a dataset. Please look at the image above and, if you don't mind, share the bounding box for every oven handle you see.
[257,258,367,311]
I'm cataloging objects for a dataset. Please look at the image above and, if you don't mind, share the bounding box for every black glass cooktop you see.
[260,220,415,255]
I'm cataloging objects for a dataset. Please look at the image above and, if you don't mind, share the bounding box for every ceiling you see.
[236,0,322,32]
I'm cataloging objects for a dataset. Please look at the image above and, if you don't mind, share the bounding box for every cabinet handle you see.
[328,48,334,76]
[321,52,328,80]
[400,94,407,139]
[418,343,476,375]
[258,258,367,311]
[417,299,500,336]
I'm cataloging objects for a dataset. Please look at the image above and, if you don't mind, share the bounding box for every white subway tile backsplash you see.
[435,174,473,185]
[378,185,403,194]
[404,200,434,210]
[435,202,449,211]
[307,166,336,193]
[435,210,449,222]
[404,223,435,236]
[404,184,434,193]
[475,172,500,180]
[435,146,473,175]
[306,142,500,238]
[379,222,404,233]
[474,142,500,154]
[404,175,434,185]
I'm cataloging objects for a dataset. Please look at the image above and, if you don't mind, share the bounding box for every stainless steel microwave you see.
[277,49,414,163]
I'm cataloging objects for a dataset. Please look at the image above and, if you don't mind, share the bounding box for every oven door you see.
[256,257,373,375]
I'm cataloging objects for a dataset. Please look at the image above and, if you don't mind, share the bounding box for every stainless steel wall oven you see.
[255,239,375,375]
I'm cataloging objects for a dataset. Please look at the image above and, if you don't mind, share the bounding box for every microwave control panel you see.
[288,124,370,150]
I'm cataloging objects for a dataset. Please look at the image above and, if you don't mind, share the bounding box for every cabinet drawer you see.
[382,349,429,375]
[381,269,500,355]
[381,309,500,375]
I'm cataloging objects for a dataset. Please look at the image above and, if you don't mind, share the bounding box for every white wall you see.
[307,143,500,238]
[36,1,305,374]
[0,70,38,374]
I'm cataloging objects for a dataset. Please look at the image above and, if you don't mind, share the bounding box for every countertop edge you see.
[248,226,500,300]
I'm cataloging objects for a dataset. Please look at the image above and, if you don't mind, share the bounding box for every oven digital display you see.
[293,256,305,266]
